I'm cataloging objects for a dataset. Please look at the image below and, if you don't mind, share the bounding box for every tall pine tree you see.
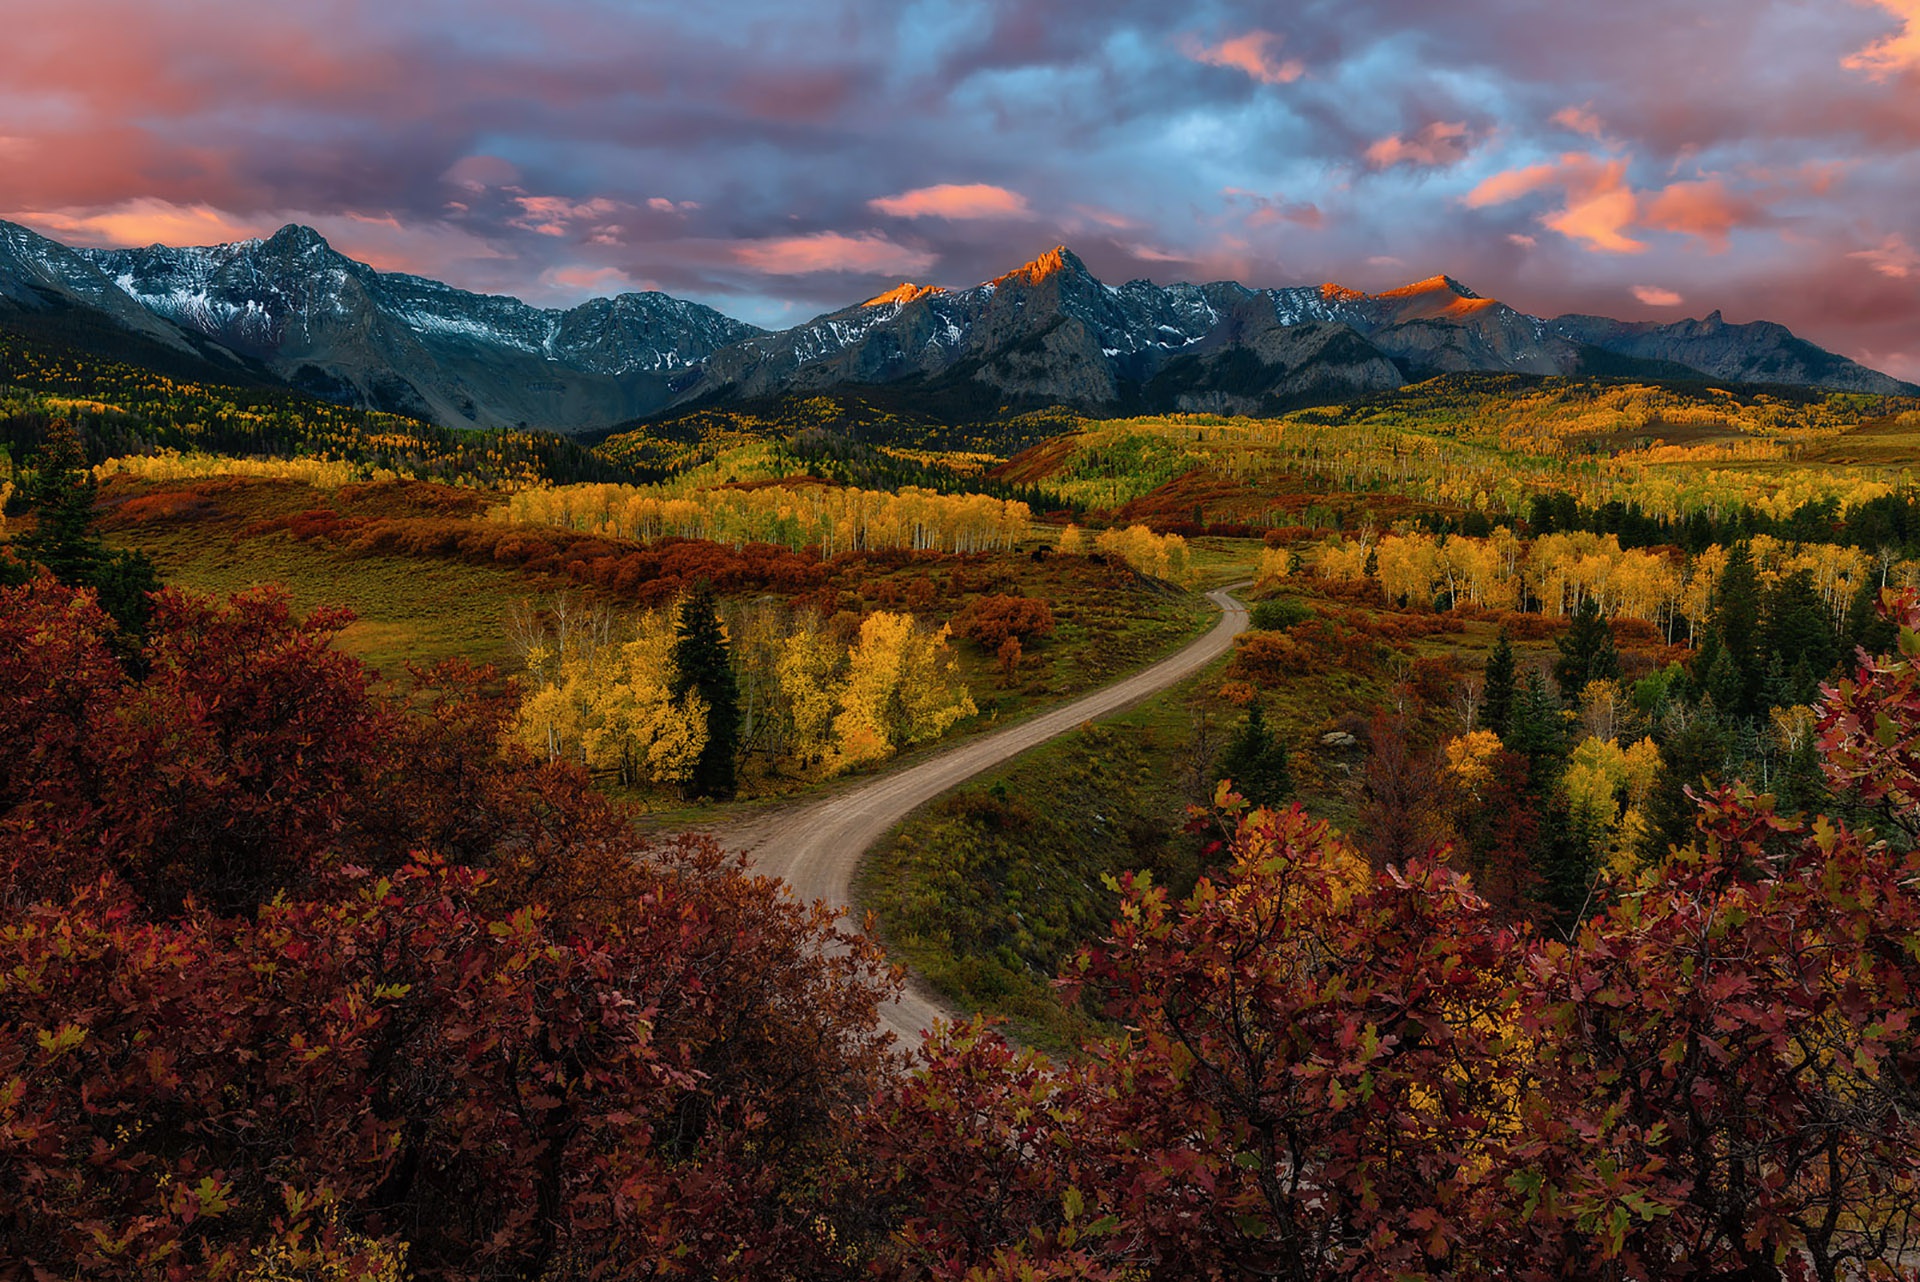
[1762,568,1839,700]
[13,419,159,638]
[18,420,102,584]
[1637,710,1730,866]
[1216,702,1293,809]
[670,581,741,800]
[1507,668,1570,772]
[1843,577,1898,666]
[1552,598,1621,698]
[1706,542,1763,718]
[1483,630,1517,739]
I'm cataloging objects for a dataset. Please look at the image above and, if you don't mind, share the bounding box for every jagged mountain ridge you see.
[675,251,1912,413]
[1,219,1910,435]
[0,220,763,431]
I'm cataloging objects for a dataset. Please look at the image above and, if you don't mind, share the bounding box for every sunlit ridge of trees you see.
[93,450,403,489]
[1265,529,1899,641]
[497,481,1032,556]
[1043,391,1913,522]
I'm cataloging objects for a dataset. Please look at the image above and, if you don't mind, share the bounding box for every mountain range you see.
[1,219,1910,435]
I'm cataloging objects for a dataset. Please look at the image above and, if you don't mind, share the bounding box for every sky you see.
[4,0,1919,379]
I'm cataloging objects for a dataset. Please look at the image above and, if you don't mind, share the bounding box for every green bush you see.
[1250,595,1314,631]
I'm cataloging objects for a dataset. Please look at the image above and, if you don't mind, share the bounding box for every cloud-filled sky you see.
[5,0,1919,379]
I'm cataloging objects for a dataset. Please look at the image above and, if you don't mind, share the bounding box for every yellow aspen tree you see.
[1442,729,1503,799]
[832,612,976,767]
[1256,546,1292,588]
[1313,537,1370,582]
[585,612,708,787]
[775,614,846,767]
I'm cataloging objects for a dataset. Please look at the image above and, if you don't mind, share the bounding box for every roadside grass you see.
[858,670,1225,1051]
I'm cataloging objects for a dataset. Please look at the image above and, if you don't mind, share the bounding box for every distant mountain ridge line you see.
[0,220,1910,437]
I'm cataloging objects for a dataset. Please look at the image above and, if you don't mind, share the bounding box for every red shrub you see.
[953,594,1056,649]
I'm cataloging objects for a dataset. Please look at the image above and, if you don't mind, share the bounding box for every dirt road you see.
[721,583,1250,1045]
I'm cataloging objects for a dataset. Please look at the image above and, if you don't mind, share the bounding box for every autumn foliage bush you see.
[868,599,1920,1280]
[951,593,1056,650]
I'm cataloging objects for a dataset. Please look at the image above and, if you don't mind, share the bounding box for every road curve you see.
[725,582,1251,1045]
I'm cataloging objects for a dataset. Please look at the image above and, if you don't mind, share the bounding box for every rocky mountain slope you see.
[2,220,1910,433]
[0,221,762,430]
[675,253,1911,413]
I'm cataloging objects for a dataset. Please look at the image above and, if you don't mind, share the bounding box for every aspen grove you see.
[496,481,1032,556]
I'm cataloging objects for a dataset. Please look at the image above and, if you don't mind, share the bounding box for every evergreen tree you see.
[1483,630,1516,739]
[1707,543,1763,717]
[1507,669,1570,776]
[1772,726,1826,819]
[1637,711,1729,865]
[1691,627,1723,690]
[1704,645,1746,717]
[1534,789,1597,929]
[1760,653,1794,712]
[15,419,158,637]
[19,420,104,584]
[1216,703,1293,809]
[1762,569,1838,695]
[1552,598,1620,698]
[670,581,740,800]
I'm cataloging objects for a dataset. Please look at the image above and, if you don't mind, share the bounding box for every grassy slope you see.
[94,477,527,676]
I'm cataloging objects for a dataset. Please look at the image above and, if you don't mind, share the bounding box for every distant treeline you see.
[1397,488,1920,559]
[0,329,652,488]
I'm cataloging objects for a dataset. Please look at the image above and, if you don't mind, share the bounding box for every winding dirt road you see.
[722,583,1250,1044]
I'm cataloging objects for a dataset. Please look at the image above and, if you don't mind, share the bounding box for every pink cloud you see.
[1183,31,1304,85]
[1467,154,1642,253]
[867,183,1033,220]
[9,199,265,247]
[1364,121,1473,170]
[1222,187,1323,229]
[1858,350,1920,383]
[1122,242,1194,264]
[1067,204,1137,230]
[1632,285,1685,306]
[442,155,520,192]
[1642,178,1768,251]
[1844,0,1920,79]
[1552,107,1607,139]
[1849,234,1920,278]
[1544,161,1642,253]
[731,231,936,276]
[1507,233,1538,248]
[543,266,653,297]
[508,195,619,237]
[1463,162,1565,208]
